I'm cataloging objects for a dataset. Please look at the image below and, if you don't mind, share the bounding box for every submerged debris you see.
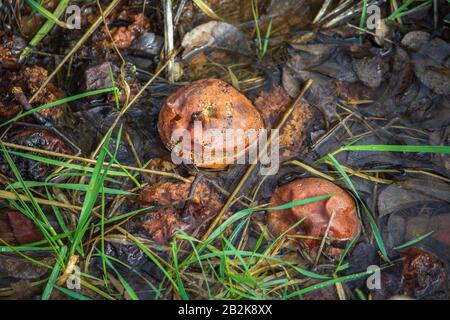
[140,179,223,244]
[0,65,67,121]
[401,248,447,299]
[0,31,25,68]
[254,85,311,159]
[0,129,71,181]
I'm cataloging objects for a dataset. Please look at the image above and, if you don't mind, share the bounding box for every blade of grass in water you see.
[388,0,431,20]
[54,285,91,300]
[68,126,119,257]
[0,245,53,252]
[285,266,384,299]
[342,144,450,154]
[261,19,273,59]
[8,181,132,195]
[359,0,368,29]
[0,141,62,254]
[103,256,139,300]
[0,87,117,128]
[42,246,67,300]
[206,194,333,243]
[176,230,212,299]
[2,149,128,177]
[21,0,70,59]
[25,0,68,27]
[394,231,434,250]
[335,235,359,273]
[327,154,390,262]
[171,241,189,300]
[44,188,72,245]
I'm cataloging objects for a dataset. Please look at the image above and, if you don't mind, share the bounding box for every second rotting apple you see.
[267,177,361,260]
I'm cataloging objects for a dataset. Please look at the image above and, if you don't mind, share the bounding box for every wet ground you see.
[0,0,449,300]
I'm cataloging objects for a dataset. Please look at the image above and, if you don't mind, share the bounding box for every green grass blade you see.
[327,154,390,262]
[25,0,68,27]
[341,144,450,154]
[104,256,139,300]
[8,181,132,195]
[285,267,383,299]
[0,87,117,128]
[54,285,91,300]
[359,0,368,29]
[171,240,189,300]
[21,0,70,58]
[2,149,128,177]
[42,245,67,300]
[394,231,434,250]
[68,127,117,257]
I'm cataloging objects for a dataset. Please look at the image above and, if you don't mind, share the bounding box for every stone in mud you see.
[140,179,223,244]
[288,44,337,69]
[132,32,163,56]
[282,65,338,122]
[352,56,388,89]
[401,31,431,51]
[0,129,71,181]
[335,81,375,104]
[412,60,450,95]
[84,62,140,104]
[400,248,447,299]
[0,255,53,280]
[409,36,450,95]
[254,85,311,159]
[181,21,252,60]
[267,178,360,260]
[158,79,264,168]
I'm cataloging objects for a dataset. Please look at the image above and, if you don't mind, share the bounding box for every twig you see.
[314,210,336,267]
[174,0,188,25]
[313,0,333,24]
[11,86,52,126]
[164,0,175,83]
